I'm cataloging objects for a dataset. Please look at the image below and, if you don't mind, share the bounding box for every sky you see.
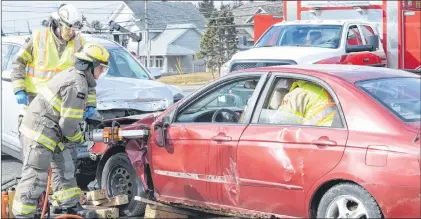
[1,1,234,34]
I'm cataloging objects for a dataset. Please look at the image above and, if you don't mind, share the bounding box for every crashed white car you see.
[1,34,183,187]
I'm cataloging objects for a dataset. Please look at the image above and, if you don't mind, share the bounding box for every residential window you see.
[155,56,163,68]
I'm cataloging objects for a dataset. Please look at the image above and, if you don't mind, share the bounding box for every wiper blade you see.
[413,128,420,143]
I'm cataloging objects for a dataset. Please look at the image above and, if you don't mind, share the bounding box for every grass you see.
[157,72,219,85]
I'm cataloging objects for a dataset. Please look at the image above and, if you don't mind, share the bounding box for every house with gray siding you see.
[108,1,207,74]
[232,2,283,46]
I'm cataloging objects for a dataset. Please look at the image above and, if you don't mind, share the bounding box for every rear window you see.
[356,77,421,122]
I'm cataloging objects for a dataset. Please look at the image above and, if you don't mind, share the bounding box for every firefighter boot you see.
[66,202,97,218]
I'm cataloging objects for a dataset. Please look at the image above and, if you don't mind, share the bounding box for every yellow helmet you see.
[74,42,110,68]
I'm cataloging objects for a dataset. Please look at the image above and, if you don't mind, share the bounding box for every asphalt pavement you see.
[1,85,203,186]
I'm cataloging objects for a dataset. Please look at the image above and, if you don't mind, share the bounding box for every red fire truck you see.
[251,0,420,70]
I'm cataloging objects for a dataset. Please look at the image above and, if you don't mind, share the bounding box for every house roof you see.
[137,23,199,56]
[123,1,207,30]
[232,2,283,24]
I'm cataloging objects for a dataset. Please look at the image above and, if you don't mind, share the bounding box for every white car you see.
[1,34,184,188]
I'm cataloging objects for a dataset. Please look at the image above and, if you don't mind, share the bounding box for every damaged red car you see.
[88,64,421,218]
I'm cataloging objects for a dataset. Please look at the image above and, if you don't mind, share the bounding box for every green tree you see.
[198,0,216,19]
[198,5,238,76]
[232,0,244,9]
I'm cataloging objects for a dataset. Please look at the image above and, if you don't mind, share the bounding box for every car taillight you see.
[314,55,348,64]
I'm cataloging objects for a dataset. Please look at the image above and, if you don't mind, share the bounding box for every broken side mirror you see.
[154,116,171,147]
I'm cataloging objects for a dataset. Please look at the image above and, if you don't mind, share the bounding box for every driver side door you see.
[149,73,268,208]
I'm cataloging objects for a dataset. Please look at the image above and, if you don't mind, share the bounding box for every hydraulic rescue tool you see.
[83,121,150,143]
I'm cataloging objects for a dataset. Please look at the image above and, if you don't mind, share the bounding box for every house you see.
[108,1,207,74]
[232,2,283,47]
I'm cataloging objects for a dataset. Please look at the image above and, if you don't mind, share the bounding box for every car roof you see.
[2,33,122,50]
[238,64,421,83]
[274,19,372,26]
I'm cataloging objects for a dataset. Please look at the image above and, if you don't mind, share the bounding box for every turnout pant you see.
[17,93,36,136]
[12,135,81,218]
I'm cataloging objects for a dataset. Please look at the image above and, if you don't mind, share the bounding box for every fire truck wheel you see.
[316,183,382,218]
[101,152,146,217]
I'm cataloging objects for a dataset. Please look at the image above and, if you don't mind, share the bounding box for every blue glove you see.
[15,90,28,105]
[84,107,96,120]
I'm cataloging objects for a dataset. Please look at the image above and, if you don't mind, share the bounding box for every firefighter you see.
[278,80,337,126]
[10,4,97,128]
[12,42,110,218]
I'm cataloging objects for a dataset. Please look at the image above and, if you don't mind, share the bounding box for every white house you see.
[108,1,207,74]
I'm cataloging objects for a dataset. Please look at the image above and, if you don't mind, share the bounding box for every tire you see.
[317,183,383,218]
[76,173,95,190]
[100,152,146,217]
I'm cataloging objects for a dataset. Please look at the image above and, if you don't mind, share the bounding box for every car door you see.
[237,73,348,217]
[344,24,382,66]
[148,73,267,207]
[2,43,22,158]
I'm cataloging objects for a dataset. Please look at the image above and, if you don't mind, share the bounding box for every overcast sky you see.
[1,1,234,34]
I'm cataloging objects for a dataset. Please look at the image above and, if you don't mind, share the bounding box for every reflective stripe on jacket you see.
[19,67,94,152]
[279,80,336,127]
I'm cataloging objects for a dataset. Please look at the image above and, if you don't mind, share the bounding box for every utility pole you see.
[145,0,150,67]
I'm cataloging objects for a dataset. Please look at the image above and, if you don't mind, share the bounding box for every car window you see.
[356,77,421,122]
[347,25,363,46]
[360,25,375,43]
[255,25,343,49]
[176,77,261,123]
[6,46,20,71]
[2,44,12,72]
[106,48,151,80]
[256,77,343,128]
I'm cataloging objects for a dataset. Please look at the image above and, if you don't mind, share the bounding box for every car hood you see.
[95,76,182,111]
[231,46,340,63]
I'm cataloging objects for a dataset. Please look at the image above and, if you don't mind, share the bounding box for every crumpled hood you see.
[97,76,180,101]
[232,46,340,63]
[95,76,182,111]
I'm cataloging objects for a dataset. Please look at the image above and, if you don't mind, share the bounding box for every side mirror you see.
[154,116,171,147]
[346,45,374,53]
[366,35,379,50]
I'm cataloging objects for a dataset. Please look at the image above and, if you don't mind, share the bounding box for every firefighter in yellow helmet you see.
[10,4,97,129]
[12,42,110,218]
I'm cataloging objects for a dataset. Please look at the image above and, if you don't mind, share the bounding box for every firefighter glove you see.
[15,90,28,105]
[84,106,95,120]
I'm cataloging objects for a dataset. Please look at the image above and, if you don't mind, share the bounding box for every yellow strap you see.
[12,200,37,215]
[87,94,96,103]
[61,107,84,119]
[53,187,81,202]
[66,131,83,143]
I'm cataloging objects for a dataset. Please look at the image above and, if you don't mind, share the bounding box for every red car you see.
[91,64,420,218]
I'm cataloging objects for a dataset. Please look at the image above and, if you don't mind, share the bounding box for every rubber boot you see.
[66,202,97,218]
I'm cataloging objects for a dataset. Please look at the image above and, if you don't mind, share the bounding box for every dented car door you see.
[236,73,348,217]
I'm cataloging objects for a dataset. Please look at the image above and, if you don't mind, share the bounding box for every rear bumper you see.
[365,183,420,218]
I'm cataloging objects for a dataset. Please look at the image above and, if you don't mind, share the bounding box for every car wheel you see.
[317,183,382,218]
[101,152,146,217]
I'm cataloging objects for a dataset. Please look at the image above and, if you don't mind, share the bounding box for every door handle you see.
[211,135,232,142]
[311,137,337,146]
[363,58,370,62]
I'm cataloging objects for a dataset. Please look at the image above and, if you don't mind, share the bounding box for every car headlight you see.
[173,93,184,103]
[220,60,232,78]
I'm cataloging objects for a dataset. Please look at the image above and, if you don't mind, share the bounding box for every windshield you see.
[106,48,151,80]
[255,24,343,49]
[356,77,421,122]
